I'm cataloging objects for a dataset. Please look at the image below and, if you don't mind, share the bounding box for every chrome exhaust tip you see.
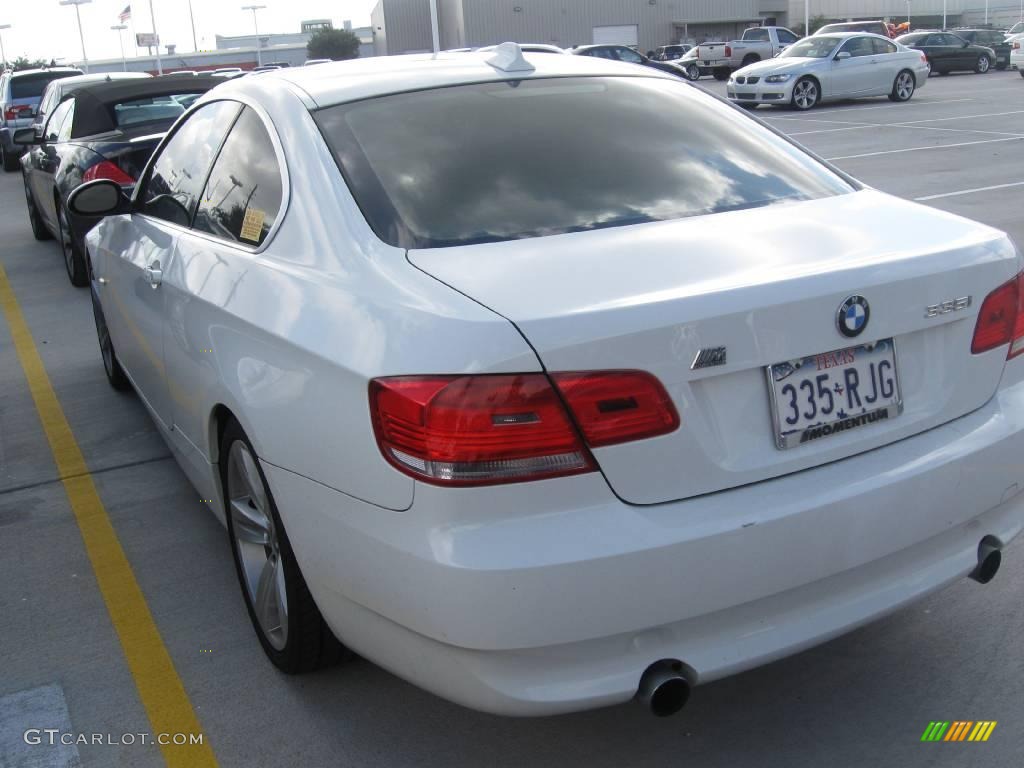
[637,659,691,717]
[969,536,1002,584]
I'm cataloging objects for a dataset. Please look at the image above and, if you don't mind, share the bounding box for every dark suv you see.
[0,67,82,171]
[952,29,1012,69]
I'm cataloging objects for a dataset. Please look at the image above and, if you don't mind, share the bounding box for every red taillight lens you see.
[724,46,732,58]
[371,370,680,486]
[971,273,1024,357]
[4,105,31,121]
[83,160,135,185]
[551,371,680,447]
[370,374,594,486]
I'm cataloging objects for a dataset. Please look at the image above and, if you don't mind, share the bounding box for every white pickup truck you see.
[696,26,800,80]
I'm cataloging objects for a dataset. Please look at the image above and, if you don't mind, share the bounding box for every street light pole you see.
[241,5,266,67]
[111,24,127,71]
[804,0,809,36]
[0,24,9,71]
[148,0,163,75]
[429,0,439,52]
[59,0,92,73]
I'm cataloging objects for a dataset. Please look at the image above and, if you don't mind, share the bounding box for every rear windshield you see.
[113,96,187,128]
[315,77,853,249]
[11,72,77,100]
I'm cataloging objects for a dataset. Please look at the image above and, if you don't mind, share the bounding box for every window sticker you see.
[239,208,266,243]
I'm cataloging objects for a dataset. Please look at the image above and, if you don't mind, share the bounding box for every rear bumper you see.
[265,373,1024,715]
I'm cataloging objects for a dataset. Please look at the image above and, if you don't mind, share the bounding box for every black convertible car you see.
[14,75,218,286]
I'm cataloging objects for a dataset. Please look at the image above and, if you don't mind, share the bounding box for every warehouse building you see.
[371,0,792,56]
[787,1,1023,30]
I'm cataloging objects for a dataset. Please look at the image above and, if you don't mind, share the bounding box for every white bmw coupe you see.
[72,43,1023,717]
[728,32,931,110]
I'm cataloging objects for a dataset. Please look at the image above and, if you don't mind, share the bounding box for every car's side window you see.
[746,28,769,42]
[616,47,644,63]
[872,38,897,55]
[44,99,73,143]
[57,99,75,142]
[840,37,873,57]
[192,107,283,247]
[138,100,241,228]
[777,29,798,44]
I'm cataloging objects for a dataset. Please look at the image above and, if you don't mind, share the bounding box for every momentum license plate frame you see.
[766,338,904,450]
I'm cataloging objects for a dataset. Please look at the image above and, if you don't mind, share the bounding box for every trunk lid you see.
[409,190,1018,504]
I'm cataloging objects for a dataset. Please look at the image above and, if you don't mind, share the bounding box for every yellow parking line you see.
[0,264,218,768]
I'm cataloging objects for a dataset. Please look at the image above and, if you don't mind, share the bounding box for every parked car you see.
[34,71,151,136]
[677,45,703,80]
[73,44,1024,718]
[952,28,1012,69]
[728,33,929,110]
[696,26,800,80]
[896,32,996,74]
[0,67,83,171]
[571,45,688,77]
[1006,21,1024,37]
[1012,36,1024,74]
[15,75,219,286]
[652,44,692,61]
[816,20,893,38]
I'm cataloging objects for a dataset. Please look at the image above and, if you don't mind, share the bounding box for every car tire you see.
[741,54,760,67]
[996,62,1008,70]
[713,68,730,81]
[2,144,20,172]
[685,63,700,81]
[889,69,915,102]
[221,418,349,674]
[24,175,53,241]
[975,55,991,73]
[790,77,820,110]
[57,198,88,287]
[1020,69,1024,79]
[89,264,131,392]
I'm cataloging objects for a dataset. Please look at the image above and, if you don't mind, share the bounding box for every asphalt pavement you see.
[1,70,1022,768]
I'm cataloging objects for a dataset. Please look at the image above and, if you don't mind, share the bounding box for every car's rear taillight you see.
[724,46,732,58]
[83,160,135,185]
[920,52,929,64]
[551,371,679,447]
[370,374,595,486]
[3,105,31,121]
[370,370,680,486]
[972,272,1024,358]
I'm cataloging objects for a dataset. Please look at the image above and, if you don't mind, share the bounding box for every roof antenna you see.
[485,42,535,73]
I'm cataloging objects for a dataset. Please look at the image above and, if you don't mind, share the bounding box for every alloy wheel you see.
[896,72,914,100]
[227,440,289,651]
[978,56,990,73]
[793,79,817,110]
[686,64,699,81]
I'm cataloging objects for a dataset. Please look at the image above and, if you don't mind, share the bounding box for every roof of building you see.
[218,46,669,108]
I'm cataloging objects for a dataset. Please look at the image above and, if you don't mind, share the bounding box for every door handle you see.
[144,260,162,288]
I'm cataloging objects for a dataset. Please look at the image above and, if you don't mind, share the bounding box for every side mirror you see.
[12,128,40,146]
[68,179,129,217]
[962,42,970,48]
[835,51,852,60]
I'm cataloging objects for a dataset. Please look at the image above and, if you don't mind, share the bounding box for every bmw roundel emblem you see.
[837,295,870,338]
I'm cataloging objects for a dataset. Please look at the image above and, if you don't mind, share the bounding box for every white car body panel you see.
[84,50,1024,716]
[727,33,929,106]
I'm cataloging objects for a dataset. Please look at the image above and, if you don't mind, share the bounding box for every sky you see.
[0,0,378,65]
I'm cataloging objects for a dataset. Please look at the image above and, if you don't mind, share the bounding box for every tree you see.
[10,56,51,71]
[307,28,361,61]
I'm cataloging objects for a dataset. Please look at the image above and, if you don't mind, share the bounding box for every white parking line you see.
[763,98,975,120]
[915,181,1024,201]
[825,136,1024,160]
[788,122,1024,138]
[898,109,1024,125]
[0,684,81,768]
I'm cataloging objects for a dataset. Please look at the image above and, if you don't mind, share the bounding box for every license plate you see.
[767,339,902,450]
[702,61,711,66]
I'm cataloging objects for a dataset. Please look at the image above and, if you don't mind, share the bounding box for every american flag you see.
[118,4,131,23]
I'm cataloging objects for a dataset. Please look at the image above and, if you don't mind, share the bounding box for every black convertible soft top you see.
[68,74,219,138]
